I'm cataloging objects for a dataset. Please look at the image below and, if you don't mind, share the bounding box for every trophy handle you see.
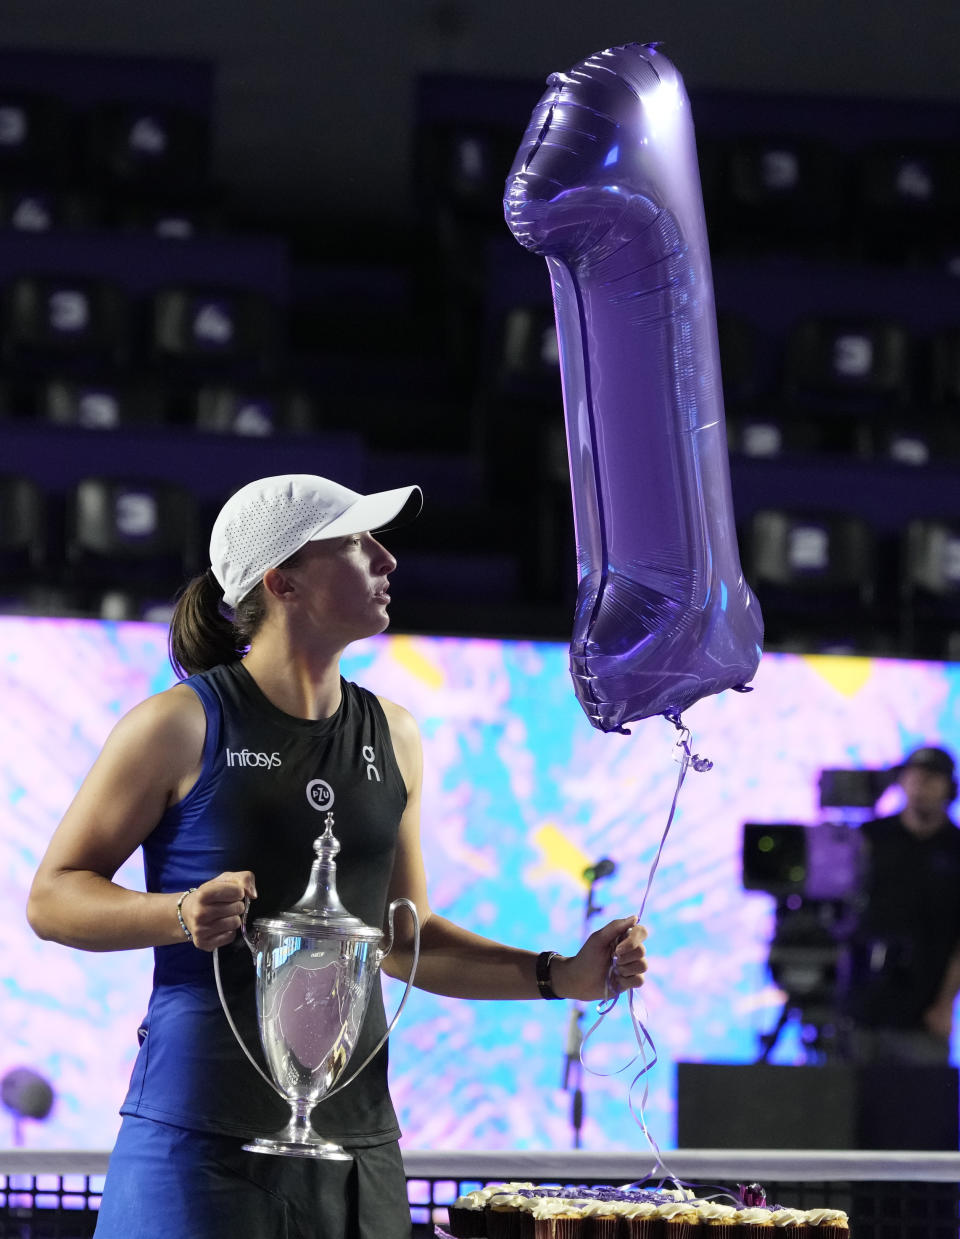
[212,897,282,1097]
[212,945,286,1100]
[240,895,255,954]
[320,896,421,1103]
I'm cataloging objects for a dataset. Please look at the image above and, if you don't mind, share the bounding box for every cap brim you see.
[307,485,422,542]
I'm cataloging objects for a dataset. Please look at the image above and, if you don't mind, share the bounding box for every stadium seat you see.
[40,378,165,429]
[717,312,766,407]
[728,408,802,459]
[417,123,517,220]
[115,199,220,239]
[900,518,960,658]
[64,477,200,595]
[748,510,875,591]
[716,137,845,251]
[873,421,938,468]
[0,92,73,180]
[413,120,522,326]
[783,316,912,406]
[194,384,318,436]
[150,286,281,371]
[0,186,93,232]
[2,275,130,366]
[903,519,960,597]
[83,102,209,191]
[744,509,884,651]
[931,328,960,407]
[497,304,561,397]
[857,141,960,249]
[0,474,45,578]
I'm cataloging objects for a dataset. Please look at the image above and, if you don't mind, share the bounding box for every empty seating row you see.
[491,295,960,404]
[7,474,958,656]
[425,123,960,235]
[719,314,960,409]
[0,184,220,239]
[726,407,958,469]
[0,473,531,629]
[741,508,960,660]
[0,77,211,194]
[699,136,960,260]
[0,474,203,621]
[3,376,483,460]
[0,275,281,372]
[1,378,318,435]
[415,73,960,270]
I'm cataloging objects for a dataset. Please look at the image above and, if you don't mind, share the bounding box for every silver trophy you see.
[215,811,420,1160]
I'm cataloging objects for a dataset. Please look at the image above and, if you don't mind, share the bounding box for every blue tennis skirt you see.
[94,1114,411,1239]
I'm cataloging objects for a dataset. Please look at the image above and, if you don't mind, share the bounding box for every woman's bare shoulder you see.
[376,695,422,785]
[106,681,206,768]
[376,695,420,741]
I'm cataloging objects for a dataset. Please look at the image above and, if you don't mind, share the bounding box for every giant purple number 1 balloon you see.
[504,42,763,733]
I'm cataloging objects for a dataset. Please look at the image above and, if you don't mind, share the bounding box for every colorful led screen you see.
[2,616,958,1152]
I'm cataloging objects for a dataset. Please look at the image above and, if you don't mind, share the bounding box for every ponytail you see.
[168,570,242,678]
[169,545,309,678]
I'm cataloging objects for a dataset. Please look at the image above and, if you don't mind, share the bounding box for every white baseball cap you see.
[210,474,422,608]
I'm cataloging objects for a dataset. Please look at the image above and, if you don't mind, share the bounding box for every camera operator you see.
[846,746,960,1065]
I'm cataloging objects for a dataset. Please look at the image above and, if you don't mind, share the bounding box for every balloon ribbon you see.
[579,716,712,1182]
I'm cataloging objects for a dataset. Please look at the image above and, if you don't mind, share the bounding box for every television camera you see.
[742,767,894,1063]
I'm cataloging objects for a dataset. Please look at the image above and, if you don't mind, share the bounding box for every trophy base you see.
[243,1135,353,1161]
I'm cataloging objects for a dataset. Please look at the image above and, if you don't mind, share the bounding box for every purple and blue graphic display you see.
[2,616,959,1151]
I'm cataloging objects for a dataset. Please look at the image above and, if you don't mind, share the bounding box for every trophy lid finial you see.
[260,812,377,938]
[248,813,381,940]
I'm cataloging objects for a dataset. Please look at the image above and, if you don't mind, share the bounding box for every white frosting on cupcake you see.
[735,1206,775,1225]
[577,1200,619,1218]
[770,1207,808,1227]
[487,1193,529,1210]
[612,1199,660,1219]
[524,1197,583,1220]
[805,1208,849,1227]
[455,1181,537,1209]
[658,1201,700,1221]
[697,1201,739,1222]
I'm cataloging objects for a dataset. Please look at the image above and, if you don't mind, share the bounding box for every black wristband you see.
[536,950,562,1000]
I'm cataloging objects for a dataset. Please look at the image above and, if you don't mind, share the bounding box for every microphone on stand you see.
[583,858,617,884]
[584,858,617,918]
[563,1005,582,1090]
[562,857,619,1147]
[563,1005,585,1148]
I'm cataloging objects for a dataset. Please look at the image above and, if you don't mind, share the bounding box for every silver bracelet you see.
[176,888,198,942]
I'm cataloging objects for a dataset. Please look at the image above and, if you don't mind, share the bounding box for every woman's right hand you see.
[179,871,257,950]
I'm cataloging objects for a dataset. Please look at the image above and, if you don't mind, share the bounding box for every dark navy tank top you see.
[120,660,407,1145]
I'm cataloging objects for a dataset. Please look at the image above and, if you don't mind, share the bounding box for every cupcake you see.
[448,1183,535,1237]
[485,1191,550,1239]
[657,1199,702,1238]
[525,1195,588,1239]
[447,1189,491,1238]
[615,1197,664,1238]
[734,1206,775,1236]
[803,1208,849,1235]
[486,1192,597,1239]
[695,1201,739,1229]
[576,1198,620,1239]
[768,1206,809,1235]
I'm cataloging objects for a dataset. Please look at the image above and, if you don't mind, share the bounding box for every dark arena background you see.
[2,3,960,1237]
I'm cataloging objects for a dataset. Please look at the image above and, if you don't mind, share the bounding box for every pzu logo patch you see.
[305,779,334,811]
